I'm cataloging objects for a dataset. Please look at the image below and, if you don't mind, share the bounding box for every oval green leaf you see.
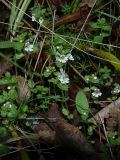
[75,90,90,120]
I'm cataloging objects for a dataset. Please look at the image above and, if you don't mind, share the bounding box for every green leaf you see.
[9,0,16,32]
[0,41,24,51]
[14,53,24,60]
[55,61,64,68]
[0,144,9,155]
[28,80,35,89]
[93,35,103,43]
[103,25,111,32]
[0,127,7,137]
[7,111,17,119]
[100,32,109,37]
[57,83,68,91]
[75,90,90,120]
[21,150,30,160]
[91,22,100,29]
[62,107,69,116]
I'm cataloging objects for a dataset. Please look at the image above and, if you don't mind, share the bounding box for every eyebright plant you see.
[91,17,111,43]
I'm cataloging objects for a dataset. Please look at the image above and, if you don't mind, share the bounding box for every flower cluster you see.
[24,41,34,52]
[58,68,69,84]
[113,86,120,94]
[85,74,99,83]
[56,53,74,63]
[92,88,102,98]
[55,46,74,84]
[32,13,43,25]
[3,101,12,108]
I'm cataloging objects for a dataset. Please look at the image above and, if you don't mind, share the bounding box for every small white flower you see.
[93,76,97,80]
[66,53,74,61]
[91,74,97,80]
[113,86,120,94]
[58,68,69,84]
[92,88,102,98]
[56,53,74,63]
[56,46,60,50]
[32,120,39,125]
[56,54,68,63]
[46,69,50,72]
[32,14,36,21]
[39,17,43,25]
[3,101,12,108]
[58,75,69,84]
[7,86,11,90]
[26,118,39,129]
[20,40,23,43]
[86,78,89,81]
[24,42,34,52]
[9,104,12,108]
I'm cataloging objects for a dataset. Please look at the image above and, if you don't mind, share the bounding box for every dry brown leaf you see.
[17,76,31,102]
[67,83,80,112]
[48,11,82,28]
[48,0,65,10]
[79,0,96,8]
[106,117,117,132]
[35,122,55,144]
[51,103,101,159]
[0,58,12,78]
[55,118,96,155]
[35,103,101,159]
[91,97,120,125]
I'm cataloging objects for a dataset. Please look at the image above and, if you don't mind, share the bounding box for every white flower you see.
[24,42,34,52]
[92,88,102,98]
[9,104,12,108]
[56,46,60,50]
[58,74,69,84]
[46,68,50,72]
[113,86,120,94]
[93,76,97,80]
[56,53,74,63]
[39,17,43,25]
[91,74,98,80]
[7,86,11,90]
[26,118,39,129]
[83,112,87,115]
[58,68,69,84]
[66,53,74,60]
[3,101,12,108]
[56,54,68,63]
[32,14,36,21]
[86,77,89,81]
